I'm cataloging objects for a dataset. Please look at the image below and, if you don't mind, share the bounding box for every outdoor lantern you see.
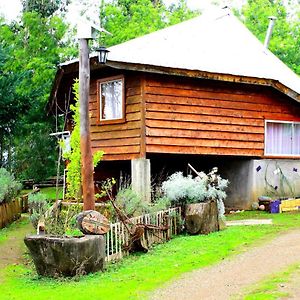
[96,46,109,64]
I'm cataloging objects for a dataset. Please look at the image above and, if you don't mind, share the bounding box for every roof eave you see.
[107,60,300,102]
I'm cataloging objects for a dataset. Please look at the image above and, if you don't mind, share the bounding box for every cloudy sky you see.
[0,0,238,22]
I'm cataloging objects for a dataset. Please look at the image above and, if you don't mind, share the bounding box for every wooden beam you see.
[79,38,95,211]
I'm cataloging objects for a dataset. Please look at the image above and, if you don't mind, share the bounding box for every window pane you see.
[266,122,292,155]
[293,124,300,155]
[100,80,122,120]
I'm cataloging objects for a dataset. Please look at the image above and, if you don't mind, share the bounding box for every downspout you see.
[264,16,277,49]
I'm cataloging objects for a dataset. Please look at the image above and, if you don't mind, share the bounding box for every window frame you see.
[264,120,300,157]
[96,75,125,124]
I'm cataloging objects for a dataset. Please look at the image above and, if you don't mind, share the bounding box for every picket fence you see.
[105,207,181,262]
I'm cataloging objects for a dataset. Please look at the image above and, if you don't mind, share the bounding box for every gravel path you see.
[150,230,300,300]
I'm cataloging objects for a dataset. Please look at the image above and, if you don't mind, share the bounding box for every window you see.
[265,121,300,156]
[98,76,124,122]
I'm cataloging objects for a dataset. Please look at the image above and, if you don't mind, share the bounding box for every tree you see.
[99,0,199,46]
[240,0,300,74]
[22,0,70,18]
[0,6,73,181]
[0,46,29,168]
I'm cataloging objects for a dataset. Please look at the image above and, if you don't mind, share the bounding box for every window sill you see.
[96,118,126,125]
[263,155,300,159]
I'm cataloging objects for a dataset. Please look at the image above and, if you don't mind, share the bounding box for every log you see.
[77,210,110,235]
[185,201,219,235]
[24,235,105,277]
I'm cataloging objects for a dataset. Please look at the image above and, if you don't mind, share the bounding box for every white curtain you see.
[266,122,297,155]
[101,80,122,120]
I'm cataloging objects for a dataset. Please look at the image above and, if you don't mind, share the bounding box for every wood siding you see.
[144,74,300,157]
[89,73,142,161]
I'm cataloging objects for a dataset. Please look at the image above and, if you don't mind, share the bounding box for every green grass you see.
[234,263,300,300]
[21,187,63,201]
[1,211,300,300]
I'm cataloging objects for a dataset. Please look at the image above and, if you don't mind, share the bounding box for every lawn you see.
[235,263,300,300]
[21,187,63,201]
[1,211,300,300]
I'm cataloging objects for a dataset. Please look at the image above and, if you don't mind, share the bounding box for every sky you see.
[0,0,236,23]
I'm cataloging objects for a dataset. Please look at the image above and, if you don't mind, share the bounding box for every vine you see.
[63,80,104,201]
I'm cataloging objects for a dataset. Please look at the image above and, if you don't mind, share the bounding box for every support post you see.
[131,158,151,203]
[79,38,95,211]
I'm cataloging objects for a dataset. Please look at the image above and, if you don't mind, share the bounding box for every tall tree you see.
[22,0,70,18]
[100,0,199,46]
[0,45,29,168]
[0,3,73,181]
[240,0,300,74]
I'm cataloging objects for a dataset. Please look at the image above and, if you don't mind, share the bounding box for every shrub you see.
[28,192,49,228]
[0,168,22,204]
[161,169,229,219]
[161,172,207,206]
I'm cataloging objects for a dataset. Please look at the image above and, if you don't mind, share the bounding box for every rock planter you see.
[185,200,220,234]
[24,234,105,277]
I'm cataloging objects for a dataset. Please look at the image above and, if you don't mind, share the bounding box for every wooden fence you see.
[0,200,22,229]
[105,207,181,262]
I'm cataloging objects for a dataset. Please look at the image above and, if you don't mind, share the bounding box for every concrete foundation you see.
[223,158,300,210]
[131,158,151,202]
[251,159,300,202]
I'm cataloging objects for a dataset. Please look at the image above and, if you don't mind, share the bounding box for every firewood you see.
[77,210,110,235]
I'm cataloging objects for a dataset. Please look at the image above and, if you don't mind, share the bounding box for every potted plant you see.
[161,167,229,234]
[24,193,107,277]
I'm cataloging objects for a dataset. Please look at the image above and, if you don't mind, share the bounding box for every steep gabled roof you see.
[56,8,300,102]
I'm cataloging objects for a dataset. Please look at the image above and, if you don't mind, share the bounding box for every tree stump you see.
[185,201,219,235]
[24,235,105,277]
[77,210,110,235]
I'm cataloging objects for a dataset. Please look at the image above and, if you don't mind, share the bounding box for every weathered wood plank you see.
[146,102,298,120]
[146,136,263,149]
[126,103,141,114]
[94,153,140,161]
[146,119,264,134]
[146,128,263,142]
[146,111,263,126]
[91,128,141,140]
[90,144,140,155]
[145,94,288,113]
[146,144,263,156]
[126,87,142,97]
[91,120,141,133]
[90,137,140,147]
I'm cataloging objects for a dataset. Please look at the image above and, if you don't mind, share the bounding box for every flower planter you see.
[24,234,105,277]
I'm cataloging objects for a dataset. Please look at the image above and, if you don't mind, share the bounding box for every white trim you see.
[264,120,300,157]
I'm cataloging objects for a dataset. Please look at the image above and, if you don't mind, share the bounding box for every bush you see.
[28,192,49,228]
[161,169,229,219]
[0,168,22,204]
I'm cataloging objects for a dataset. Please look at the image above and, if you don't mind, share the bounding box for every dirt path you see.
[0,216,33,269]
[151,230,300,300]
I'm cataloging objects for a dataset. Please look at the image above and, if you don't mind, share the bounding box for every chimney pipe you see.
[264,16,277,49]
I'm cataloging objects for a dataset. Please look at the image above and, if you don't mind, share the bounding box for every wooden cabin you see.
[50,8,300,209]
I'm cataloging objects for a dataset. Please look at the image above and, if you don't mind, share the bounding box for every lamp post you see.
[77,21,109,211]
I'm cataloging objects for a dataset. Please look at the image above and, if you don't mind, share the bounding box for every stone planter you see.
[24,234,105,277]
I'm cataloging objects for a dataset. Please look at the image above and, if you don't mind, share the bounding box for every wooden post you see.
[79,38,95,211]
